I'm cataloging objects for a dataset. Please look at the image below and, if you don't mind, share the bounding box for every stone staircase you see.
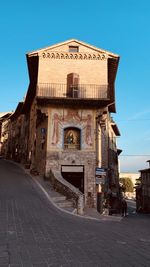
[51,195,76,213]
[49,169,84,215]
[42,180,76,213]
[32,169,84,215]
[31,174,77,214]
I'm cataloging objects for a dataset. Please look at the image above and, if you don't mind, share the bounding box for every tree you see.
[120,177,134,193]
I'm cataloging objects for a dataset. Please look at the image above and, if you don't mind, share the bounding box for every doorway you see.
[61,165,84,193]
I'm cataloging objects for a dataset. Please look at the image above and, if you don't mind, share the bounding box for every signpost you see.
[96,177,105,184]
[95,167,106,185]
[95,167,106,176]
[95,168,107,213]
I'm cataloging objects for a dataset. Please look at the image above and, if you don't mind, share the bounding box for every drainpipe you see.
[97,119,101,169]
[96,115,102,194]
[106,102,115,191]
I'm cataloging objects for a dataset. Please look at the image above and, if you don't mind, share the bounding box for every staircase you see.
[48,169,84,215]
[51,195,76,213]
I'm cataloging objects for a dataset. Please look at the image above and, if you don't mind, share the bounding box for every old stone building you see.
[136,160,150,213]
[7,102,28,162]
[1,39,121,211]
[20,39,120,208]
[0,112,12,155]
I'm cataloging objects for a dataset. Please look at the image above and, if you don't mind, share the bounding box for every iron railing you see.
[37,83,109,100]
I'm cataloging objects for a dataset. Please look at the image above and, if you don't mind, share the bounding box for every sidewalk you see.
[25,167,122,223]
[8,160,122,223]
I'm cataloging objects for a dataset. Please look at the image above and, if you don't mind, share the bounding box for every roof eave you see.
[111,123,121,136]
[27,39,120,58]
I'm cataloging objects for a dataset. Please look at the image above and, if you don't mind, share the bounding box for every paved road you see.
[0,159,150,267]
[126,200,136,215]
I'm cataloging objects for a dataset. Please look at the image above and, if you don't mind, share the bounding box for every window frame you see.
[64,127,81,150]
[69,46,79,53]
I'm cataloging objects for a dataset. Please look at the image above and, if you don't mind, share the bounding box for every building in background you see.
[0,112,12,155]
[136,160,150,213]
[6,102,28,162]
[119,172,139,199]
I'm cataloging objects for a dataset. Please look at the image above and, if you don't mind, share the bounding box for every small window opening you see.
[69,46,79,52]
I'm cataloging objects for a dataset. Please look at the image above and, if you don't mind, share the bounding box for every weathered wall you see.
[45,150,96,207]
[44,107,97,207]
[35,117,48,175]
[28,99,37,167]
[47,108,95,151]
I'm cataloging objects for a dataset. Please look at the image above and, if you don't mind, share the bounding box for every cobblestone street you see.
[0,159,150,267]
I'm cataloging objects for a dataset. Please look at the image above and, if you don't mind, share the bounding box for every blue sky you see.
[0,0,150,172]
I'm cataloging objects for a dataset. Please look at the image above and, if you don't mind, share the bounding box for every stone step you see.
[57,200,73,208]
[63,207,77,213]
[51,196,67,202]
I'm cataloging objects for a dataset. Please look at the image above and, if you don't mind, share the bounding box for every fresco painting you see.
[50,109,94,149]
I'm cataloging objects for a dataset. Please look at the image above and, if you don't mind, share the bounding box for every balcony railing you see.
[36,83,109,100]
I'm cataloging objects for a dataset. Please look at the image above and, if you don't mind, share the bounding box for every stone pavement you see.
[0,159,150,267]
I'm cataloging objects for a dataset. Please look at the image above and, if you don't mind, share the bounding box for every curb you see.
[31,172,122,223]
[5,159,122,223]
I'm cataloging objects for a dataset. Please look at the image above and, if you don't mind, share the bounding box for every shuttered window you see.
[67,73,79,97]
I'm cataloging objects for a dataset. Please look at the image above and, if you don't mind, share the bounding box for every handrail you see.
[49,169,84,215]
[37,83,109,99]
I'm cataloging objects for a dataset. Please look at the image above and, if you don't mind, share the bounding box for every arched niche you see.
[64,127,81,150]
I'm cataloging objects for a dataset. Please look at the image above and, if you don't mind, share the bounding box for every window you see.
[69,46,79,52]
[67,73,79,98]
[64,127,80,150]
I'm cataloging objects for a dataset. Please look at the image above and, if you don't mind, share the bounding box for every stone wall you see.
[35,116,48,175]
[45,150,96,208]
[28,99,37,167]
[49,169,84,215]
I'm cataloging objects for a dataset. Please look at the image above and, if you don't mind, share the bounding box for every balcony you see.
[36,83,111,107]
[37,83,110,98]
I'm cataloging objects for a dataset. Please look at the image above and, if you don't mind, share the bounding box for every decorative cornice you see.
[41,51,108,60]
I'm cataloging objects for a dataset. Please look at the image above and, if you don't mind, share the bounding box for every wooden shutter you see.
[67,73,79,97]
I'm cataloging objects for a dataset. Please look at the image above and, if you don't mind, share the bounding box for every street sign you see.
[96,177,105,184]
[95,167,106,176]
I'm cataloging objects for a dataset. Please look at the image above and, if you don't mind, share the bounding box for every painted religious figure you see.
[86,114,92,146]
[64,128,80,149]
[51,109,93,149]
[63,109,81,123]
[66,130,75,144]
[51,113,60,144]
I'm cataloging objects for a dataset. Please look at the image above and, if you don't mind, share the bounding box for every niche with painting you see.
[64,127,80,150]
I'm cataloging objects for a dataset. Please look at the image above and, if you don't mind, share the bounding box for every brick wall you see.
[37,42,108,85]
[38,57,107,85]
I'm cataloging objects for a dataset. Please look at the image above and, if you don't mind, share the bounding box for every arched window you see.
[64,127,80,150]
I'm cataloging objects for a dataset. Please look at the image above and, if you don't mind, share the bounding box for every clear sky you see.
[0,0,150,173]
